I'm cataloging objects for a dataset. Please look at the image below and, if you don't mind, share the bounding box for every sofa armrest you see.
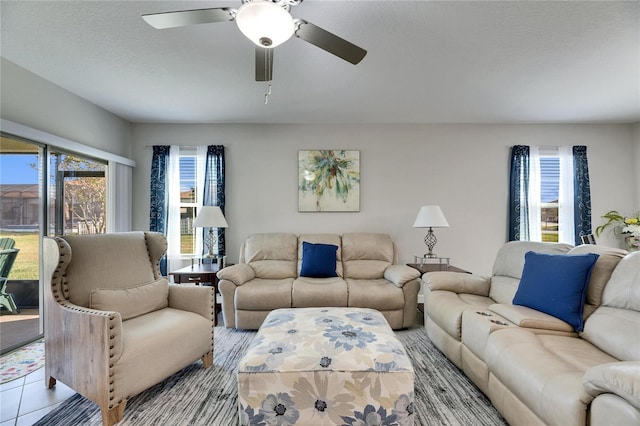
[489,303,575,333]
[168,284,215,321]
[216,263,255,286]
[384,265,421,288]
[583,361,640,410]
[424,271,490,296]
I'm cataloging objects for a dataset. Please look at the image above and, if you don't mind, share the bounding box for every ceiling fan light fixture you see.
[236,0,295,48]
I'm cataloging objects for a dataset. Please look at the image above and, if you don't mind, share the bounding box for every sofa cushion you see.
[235,278,293,310]
[492,241,574,279]
[342,233,394,279]
[346,278,405,311]
[599,251,640,311]
[243,233,298,279]
[299,242,339,278]
[485,329,618,426]
[512,251,599,331]
[581,253,640,361]
[292,276,348,307]
[489,241,573,304]
[567,245,627,318]
[90,277,169,320]
[63,232,158,308]
[116,307,211,402]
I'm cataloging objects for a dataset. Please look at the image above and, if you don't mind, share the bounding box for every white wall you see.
[130,123,636,276]
[0,57,131,157]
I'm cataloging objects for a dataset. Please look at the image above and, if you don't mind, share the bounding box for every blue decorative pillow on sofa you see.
[512,251,600,331]
[300,242,339,278]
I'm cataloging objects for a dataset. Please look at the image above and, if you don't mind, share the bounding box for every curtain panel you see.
[108,161,132,232]
[203,145,226,255]
[149,145,170,275]
[573,146,592,245]
[508,145,530,241]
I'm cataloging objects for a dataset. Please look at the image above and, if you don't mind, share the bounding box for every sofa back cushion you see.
[581,252,640,361]
[62,232,160,308]
[242,233,298,279]
[567,244,627,318]
[342,233,394,279]
[489,241,573,304]
[298,234,343,277]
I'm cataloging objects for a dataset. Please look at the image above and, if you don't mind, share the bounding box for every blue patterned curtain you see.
[573,146,592,245]
[203,145,226,255]
[508,145,530,241]
[150,145,170,275]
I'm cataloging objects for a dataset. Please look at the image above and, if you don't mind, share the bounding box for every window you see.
[509,145,592,245]
[151,144,225,274]
[540,149,560,242]
[179,154,198,255]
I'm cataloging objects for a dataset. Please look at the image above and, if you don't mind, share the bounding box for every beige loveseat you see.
[217,232,421,329]
[424,241,640,426]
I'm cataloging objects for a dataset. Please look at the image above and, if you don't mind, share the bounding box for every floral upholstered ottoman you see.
[237,307,415,425]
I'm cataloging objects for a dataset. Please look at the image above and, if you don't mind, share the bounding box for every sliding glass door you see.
[48,151,106,236]
[0,135,43,353]
[0,135,108,353]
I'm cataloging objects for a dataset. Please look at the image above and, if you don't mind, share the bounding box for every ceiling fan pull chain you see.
[264,83,272,104]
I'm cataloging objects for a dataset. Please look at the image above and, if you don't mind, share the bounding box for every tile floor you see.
[0,367,75,426]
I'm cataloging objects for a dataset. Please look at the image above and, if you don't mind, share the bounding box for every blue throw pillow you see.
[300,242,339,278]
[512,251,599,331]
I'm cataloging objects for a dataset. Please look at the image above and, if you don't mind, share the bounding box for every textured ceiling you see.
[1,0,639,124]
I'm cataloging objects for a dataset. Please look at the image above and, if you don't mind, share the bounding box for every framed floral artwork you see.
[298,150,360,212]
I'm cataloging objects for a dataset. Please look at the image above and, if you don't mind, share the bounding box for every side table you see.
[170,263,222,325]
[406,263,470,274]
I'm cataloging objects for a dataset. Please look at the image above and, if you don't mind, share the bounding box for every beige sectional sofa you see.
[217,232,421,329]
[424,241,640,426]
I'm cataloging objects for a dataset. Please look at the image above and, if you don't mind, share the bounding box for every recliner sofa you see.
[217,232,421,329]
[424,241,640,426]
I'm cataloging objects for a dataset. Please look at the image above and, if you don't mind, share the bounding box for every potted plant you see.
[595,210,640,251]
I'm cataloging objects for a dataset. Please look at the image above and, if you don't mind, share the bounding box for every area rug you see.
[0,338,45,384]
[34,325,506,425]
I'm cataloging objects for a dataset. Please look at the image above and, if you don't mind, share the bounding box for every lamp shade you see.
[235,0,295,48]
[413,206,449,228]
[193,206,228,228]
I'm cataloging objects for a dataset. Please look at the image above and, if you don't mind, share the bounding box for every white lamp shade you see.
[193,206,228,228]
[413,206,450,228]
[235,0,295,48]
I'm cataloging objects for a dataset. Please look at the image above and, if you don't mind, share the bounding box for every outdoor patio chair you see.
[0,237,15,250]
[0,246,20,314]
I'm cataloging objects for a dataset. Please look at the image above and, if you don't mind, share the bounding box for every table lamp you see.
[413,205,450,259]
[193,206,228,258]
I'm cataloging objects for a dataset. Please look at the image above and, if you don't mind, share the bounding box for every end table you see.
[170,263,222,325]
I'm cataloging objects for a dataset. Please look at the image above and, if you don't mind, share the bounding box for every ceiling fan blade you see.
[142,8,235,30]
[255,47,274,82]
[294,20,367,65]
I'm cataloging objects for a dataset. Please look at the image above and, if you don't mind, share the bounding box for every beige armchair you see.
[43,232,215,426]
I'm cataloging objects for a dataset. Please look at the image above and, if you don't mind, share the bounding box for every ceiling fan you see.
[142,0,367,82]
